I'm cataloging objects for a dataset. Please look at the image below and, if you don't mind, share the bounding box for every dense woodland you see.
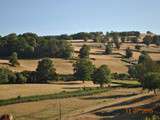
[0,33,74,59]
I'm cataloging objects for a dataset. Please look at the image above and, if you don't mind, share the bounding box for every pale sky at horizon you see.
[0,0,160,36]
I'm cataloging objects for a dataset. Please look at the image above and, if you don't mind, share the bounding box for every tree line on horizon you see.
[0,31,160,59]
[0,33,74,59]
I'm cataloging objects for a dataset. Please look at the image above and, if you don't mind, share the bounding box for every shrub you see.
[16,73,27,84]
[111,73,130,80]
[9,52,20,66]
[0,68,16,84]
[135,45,141,50]
[105,43,113,54]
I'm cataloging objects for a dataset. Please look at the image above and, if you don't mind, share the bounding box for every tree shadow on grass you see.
[111,81,141,88]
[52,82,82,85]
[0,62,12,66]
[84,95,154,114]
[90,52,104,55]
[63,87,81,90]
[99,95,154,109]
[81,93,138,100]
[96,99,160,120]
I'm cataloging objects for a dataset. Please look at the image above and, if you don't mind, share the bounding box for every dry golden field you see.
[0,42,160,74]
[0,87,159,120]
[0,58,74,74]
[0,42,160,120]
[0,81,99,100]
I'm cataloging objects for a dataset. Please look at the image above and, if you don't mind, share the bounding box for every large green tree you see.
[36,58,57,83]
[143,72,160,94]
[79,45,90,59]
[73,59,95,83]
[93,65,111,87]
[128,54,160,93]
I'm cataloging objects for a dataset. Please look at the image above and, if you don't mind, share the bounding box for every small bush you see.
[111,73,130,80]
[135,45,142,50]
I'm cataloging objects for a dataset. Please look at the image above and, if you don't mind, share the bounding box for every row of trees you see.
[0,56,111,87]
[128,51,160,94]
[0,58,57,84]
[73,58,111,87]
[0,33,73,59]
[46,31,160,46]
[73,44,111,87]
[143,35,160,46]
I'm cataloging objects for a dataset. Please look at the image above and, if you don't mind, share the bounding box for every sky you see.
[0,0,160,36]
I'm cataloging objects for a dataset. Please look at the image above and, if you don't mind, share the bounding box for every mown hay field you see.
[0,81,99,100]
[0,87,146,120]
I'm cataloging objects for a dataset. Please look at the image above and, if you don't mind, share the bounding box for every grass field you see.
[0,81,99,100]
[0,42,160,74]
[0,86,159,120]
[0,58,74,74]
[0,42,160,120]
[0,79,156,120]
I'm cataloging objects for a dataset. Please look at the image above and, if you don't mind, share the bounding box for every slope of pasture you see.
[0,86,159,120]
[0,87,143,120]
[91,54,129,73]
[118,43,160,60]
[0,42,160,73]
[74,45,129,73]
[0,58,74,74]
[0,81,98,100]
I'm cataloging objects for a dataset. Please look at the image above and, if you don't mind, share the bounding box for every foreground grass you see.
[0,87,108,106]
